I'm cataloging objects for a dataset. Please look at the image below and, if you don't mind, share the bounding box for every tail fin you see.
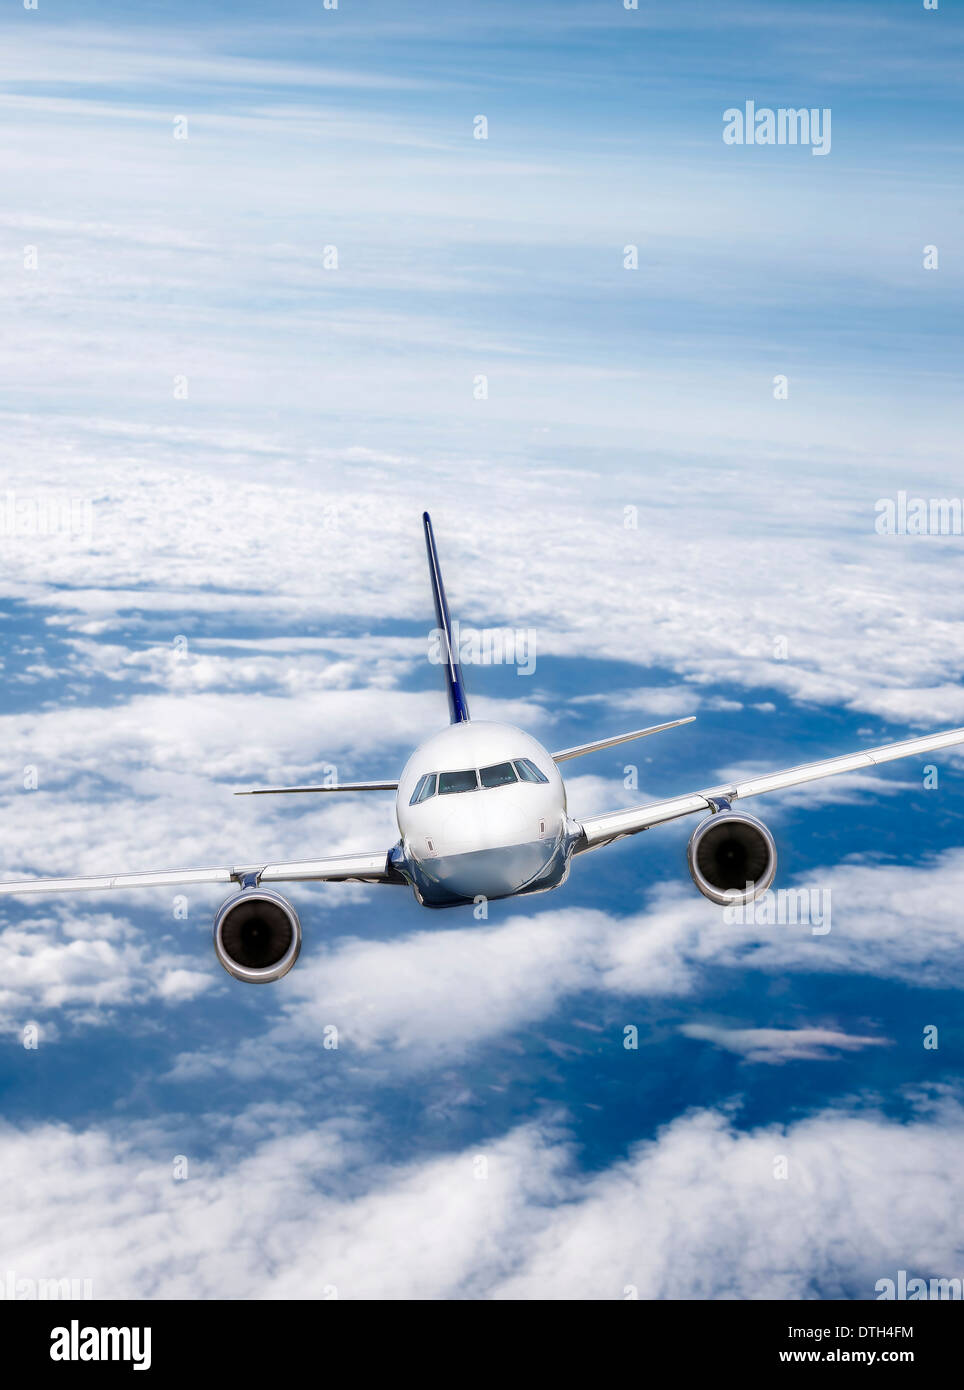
[423,512,470,724]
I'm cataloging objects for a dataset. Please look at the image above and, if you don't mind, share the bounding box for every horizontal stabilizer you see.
[235,781,398,796]
[552,717,695,763]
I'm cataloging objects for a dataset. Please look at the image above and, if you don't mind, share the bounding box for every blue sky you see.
[0,0,962,1298]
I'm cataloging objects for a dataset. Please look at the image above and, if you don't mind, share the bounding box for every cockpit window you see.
[479,761,517,789]
[412,760,546,801]
[514,758,549,785]
[409,773,437,805]
[438,769,479,795]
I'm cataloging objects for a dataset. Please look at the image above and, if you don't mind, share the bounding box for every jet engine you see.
[686,809,777,906]
[213,887,302,983]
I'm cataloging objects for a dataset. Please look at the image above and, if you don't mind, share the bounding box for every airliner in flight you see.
[1,513,962,983]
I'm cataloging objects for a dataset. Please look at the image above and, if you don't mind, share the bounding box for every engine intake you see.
[213,888,302,983]
[687,810,777,906]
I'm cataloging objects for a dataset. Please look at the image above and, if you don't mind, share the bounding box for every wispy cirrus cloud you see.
[680,1023,892,1064]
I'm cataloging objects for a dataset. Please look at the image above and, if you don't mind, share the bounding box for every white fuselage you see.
[394,721,571,907]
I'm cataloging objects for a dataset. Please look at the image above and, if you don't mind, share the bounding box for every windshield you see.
[409,758,547,802]
[409,773,437,805]
[479,761,517,788]
[437,769,479,795]
[514,758,549,784]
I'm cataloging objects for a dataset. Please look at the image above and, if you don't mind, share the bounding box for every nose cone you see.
[406,797,568,906]
[414,797,555,901]
[427,839,556,901]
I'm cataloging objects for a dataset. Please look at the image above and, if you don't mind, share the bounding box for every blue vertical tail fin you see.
[423,512,470,724]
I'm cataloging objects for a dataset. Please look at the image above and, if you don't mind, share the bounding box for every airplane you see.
[0,511,962,985]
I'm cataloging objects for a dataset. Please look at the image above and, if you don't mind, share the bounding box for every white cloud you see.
[0,909,215,1035]
[155,968,213,1004]
[0,1091,959,1299]
[492,1091,964,1300]
[1,441,962,740]
[572,687,703,717]
[680,1023,891,1064]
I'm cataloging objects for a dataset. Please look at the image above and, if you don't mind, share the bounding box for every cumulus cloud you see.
[0,908,215,1036]
[492,1090,964,1301]
[0,1090,959,1299]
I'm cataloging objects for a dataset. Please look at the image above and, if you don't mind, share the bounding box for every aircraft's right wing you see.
[0,849,403,898]
[575,727,964,852]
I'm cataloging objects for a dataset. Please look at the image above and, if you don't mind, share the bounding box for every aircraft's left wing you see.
[576,727,964,851]
[0,849,401,897]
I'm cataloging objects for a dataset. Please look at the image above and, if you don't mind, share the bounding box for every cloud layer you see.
[1,1089,960,1299]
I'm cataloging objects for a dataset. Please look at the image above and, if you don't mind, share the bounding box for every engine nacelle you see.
[213,887,302,983]
[687,810,777,906]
